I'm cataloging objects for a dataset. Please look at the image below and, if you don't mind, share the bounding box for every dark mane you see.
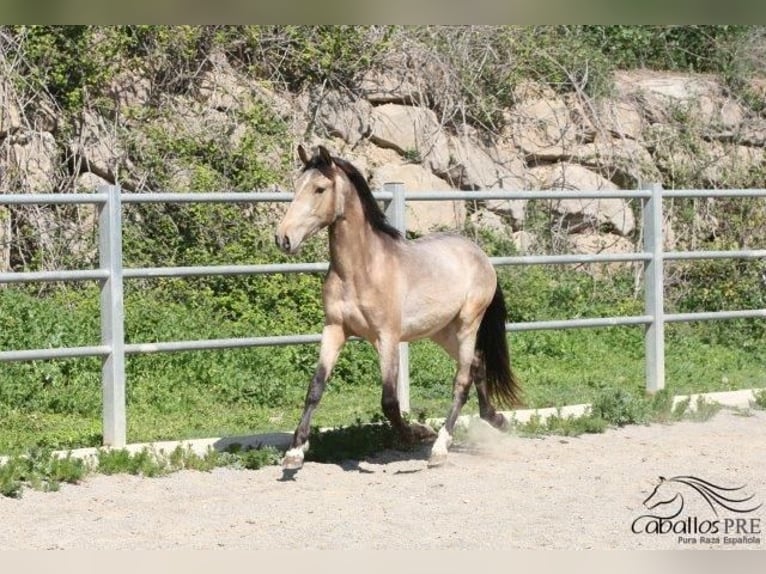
[303,150,402,241]
[333,157,402,240]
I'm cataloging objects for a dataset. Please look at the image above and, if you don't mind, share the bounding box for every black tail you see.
[475,285,521,408]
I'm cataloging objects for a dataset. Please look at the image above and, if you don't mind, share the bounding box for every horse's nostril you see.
[275,234,291,252]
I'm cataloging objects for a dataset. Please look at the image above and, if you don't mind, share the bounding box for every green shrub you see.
[514,411,608,437]
[590,388,652,426]
[12,26,105,112]
[220,443,282,470]
[574,25,750,72]
[753,390,766,410]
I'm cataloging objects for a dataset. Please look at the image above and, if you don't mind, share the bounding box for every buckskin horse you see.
[275,145,520,469]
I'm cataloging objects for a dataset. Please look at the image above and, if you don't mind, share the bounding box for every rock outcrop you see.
[2,55,765,272]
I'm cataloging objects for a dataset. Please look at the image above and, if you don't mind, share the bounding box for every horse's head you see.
[275,144,347,254]
[643,476,681,511]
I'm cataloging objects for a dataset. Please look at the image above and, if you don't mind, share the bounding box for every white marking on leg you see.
[282,441,310,469]
[428,427,453,466]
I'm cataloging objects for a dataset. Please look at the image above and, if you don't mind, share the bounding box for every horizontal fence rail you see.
[1,183,764,447]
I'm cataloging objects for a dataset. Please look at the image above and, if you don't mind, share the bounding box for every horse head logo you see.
[643,475,762,519]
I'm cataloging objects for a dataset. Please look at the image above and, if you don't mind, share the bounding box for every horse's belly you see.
[341,294,454,342]
[400,297,461,341]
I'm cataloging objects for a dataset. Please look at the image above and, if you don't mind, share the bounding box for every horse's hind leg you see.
[474,365,509,431]
[283,324,346,470]
[428,328,478,467]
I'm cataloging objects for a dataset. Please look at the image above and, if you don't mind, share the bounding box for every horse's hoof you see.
[427,426,452,467]
[282,445,307,470]
[493,413,510,432]
[282,455,304,470]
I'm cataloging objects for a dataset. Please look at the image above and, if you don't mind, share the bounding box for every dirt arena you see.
[1,405,764,551]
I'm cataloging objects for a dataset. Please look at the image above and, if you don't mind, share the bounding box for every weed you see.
[513,410,608,438]
[235,447,282,470]
[219,443,282,470]
[555,411,608,435]
[509,388,726,440]
[402,148,422,163]
[97,447,169,477]
[0,440,288,498]
[94,444,260,476]
[752,389,766,410]
[686,396,722,422]
[0,458,24,498]
[669,397,691,422]
[728,406,755,418]
[591,388,652,427]
[166,445,220,472]
[0,449,87,498]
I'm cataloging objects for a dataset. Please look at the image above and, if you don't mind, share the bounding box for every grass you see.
[1,264,763,470]
[0,323,763,455]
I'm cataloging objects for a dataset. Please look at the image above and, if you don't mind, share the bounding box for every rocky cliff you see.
[2,27,765,272]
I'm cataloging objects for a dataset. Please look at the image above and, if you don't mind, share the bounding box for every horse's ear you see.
[317,145,333,166]
[297,144,310,166]
[659,476,666,482]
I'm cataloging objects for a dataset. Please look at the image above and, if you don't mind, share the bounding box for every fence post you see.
[384,182,410,414]
[643,182,665,393]
[99,185,126,447]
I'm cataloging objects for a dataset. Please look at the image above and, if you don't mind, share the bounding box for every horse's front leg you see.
[378,337,436,444]
[377,337,409,439]
[283,324,346,470]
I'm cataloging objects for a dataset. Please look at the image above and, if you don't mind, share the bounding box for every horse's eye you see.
[315,187,326,194]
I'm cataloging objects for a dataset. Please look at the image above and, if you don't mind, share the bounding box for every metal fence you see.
[1,184,765,448]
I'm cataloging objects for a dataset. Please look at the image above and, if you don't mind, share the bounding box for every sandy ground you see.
[1,408,764,550]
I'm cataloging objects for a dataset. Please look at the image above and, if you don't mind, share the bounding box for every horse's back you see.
[405,232,495,280]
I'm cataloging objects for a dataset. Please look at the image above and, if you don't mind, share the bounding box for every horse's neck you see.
[328,199,380,279]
